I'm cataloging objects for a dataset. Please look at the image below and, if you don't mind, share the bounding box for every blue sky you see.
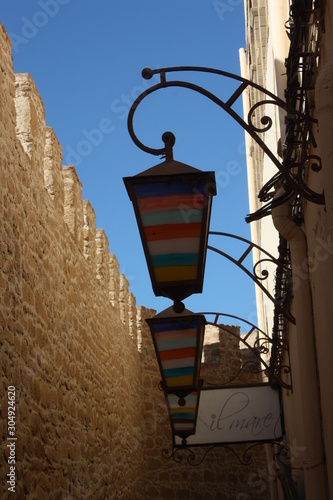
[1,1,259,327]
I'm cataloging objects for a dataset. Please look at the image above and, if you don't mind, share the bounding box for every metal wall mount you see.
[200,312,291,391]
[207,231,294,323]
[127,65,324,221]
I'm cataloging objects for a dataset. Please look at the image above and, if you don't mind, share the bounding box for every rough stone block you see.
[63,165,83,251]
[43,126,64,213]
[95,228,109,284]
[15,73,46,170]
[83,200,96,264]
[0,25,16,137]
[109,253,120,312]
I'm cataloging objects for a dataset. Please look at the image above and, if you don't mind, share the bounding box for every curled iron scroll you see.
[162,441,283,466]
[127,65,324,212]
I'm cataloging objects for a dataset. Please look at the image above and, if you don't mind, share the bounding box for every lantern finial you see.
[162,132,175,162]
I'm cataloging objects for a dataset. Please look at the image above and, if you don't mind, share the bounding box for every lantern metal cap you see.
[136,159,208,176]
[124,161,217,201]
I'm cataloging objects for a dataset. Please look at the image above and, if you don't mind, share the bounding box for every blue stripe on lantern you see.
[171,412,195,420]
[151,320,199,333]
[134,181,206,198]
[164,366,194,378]
[151,253,199,267]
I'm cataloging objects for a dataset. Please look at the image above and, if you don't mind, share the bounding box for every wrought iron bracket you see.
[127,65,324,215]
[207,231,294,323]
[162,440,284,467]
[200,312,292,391]
[247,1,325,222]
[162,439,298,496]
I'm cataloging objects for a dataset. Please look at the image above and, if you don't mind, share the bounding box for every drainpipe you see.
[271,187,327,498]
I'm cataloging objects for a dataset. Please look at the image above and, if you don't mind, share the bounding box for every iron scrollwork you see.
[127,65,324,219]
[162,441,283,467]
[247,0,324,222]
[200,312,291,391]
[207,231,294,323]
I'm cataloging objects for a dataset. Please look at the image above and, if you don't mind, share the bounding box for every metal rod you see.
[128,65,324,207]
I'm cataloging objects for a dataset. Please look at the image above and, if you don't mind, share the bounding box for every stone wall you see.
[0,23,152,499]
[0,22,270,499]
[139,321,271,500]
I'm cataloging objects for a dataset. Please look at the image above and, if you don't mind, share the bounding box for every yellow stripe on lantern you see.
[154,266,198,282]
[165,375,194,387]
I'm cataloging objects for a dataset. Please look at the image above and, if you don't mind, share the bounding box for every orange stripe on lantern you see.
[137,194,205,212]
[144,223,202,241]
[159,347,196,361]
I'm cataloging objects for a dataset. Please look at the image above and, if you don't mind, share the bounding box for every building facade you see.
[242,0,333,498]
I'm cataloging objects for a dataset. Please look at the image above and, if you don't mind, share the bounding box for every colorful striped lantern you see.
[166,386,202,444]
[123,158,216,302]
[146,307,206,400]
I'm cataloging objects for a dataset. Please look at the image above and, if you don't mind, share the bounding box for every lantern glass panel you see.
[166,388,201,441]
[147,312,206,394]
[124,164,216,302]
[134,179,206,283]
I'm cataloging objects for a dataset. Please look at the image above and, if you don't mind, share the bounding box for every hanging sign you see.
[174,384,282,446]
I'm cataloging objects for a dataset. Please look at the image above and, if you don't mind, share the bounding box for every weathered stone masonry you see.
[0,23,151,498]
[0,23,270,499]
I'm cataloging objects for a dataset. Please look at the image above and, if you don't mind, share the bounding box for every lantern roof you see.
[136,159,206,176]
[124,159,217,198]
